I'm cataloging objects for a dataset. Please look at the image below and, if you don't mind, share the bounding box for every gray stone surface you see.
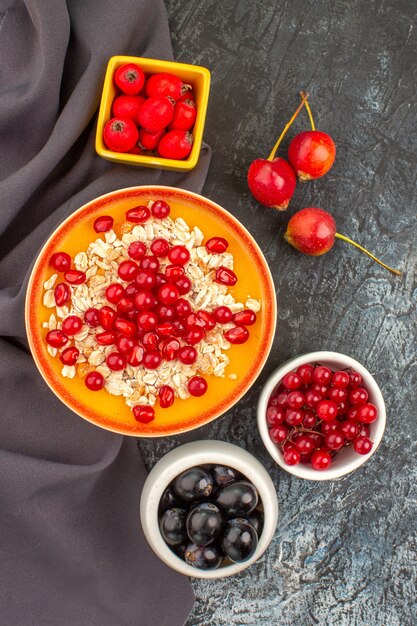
[139,1,417,624]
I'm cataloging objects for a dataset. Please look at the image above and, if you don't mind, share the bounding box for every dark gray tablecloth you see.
[0,1,211,624]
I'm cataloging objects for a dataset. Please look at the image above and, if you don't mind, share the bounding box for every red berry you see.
[134,290,157,311]
[311,383,329,398]
[285,409,303,426]
[168,245,190,266]
[353,436,373,455]
[275,392,289,407]
[175,298,192,318]
[332,370,350,388]
[103,117,138,152]
[114,63,145,95]
[270,424,288,444]
[325,431,345,450]
[143,350,162,370]
[185,313,206,332]
[150,238,170,257]
[266,406,285,426]
[128,241,147,260]
[140,255,160,273]
[316,399,338,421]
[125,283,139,298]
[340,420,359,440]
[128,345,145,366]
[138,128,164,150]
[224,326,249,345]
[145,72,183,100]
[287,390,305,409]
[285,207,336,256]
[311,449,332,470]
[116,297,135,313]
[64,269,86,285]
[137,311,158,331]
[337,401,349,416]
[54,282,70,307]
[158,129,193,159]
[85,371,104,391]
[188,376,208,397]
[165,265,184,283]
[156,321,174,337]
[169,99,197,131]
[84,307,100,328]
[118,260,139,281]
[184,328,205,345]
[154,272,168,288]
[46,329,68,348]
[106,352,126,372]
[96,330,116,346]
[303,409,317,428]
[176,276,192,295]
[59,346,79,366]
[356,403,378,423]
[348,370,362,388]
[132,405,155,423]
[283,446,300,466]
[205,237,229,253]
[105,283,125,304]
[358,424,371,438]
[328,387,348,403]
[160,338,180,361]
[151,200,170,219]
[282,371,302,390]
[288,130,336,181]
[138,95,174,133]
[305,389,321,408]
[114,317,136,337]
[159,385,175,408]
[126,206,151,224]
[155,304,176,321]
[296,363,314,384]
[295,434,316,456]
[50,252,71,272]
[320,419,340,436]
[158,284,180,305]
[178,345,197,365]
[313,365,332,385]
[112,94,144,120]
[135,270,157,290]
[94,215,114,233]
[62,315,82,336]
[233,310,256,326]
[116,336,135,354]
[215,266,237,286]
[349,387,369,406]
[247,157,296,210]
[98,306,117,330]
[213,306,233,324]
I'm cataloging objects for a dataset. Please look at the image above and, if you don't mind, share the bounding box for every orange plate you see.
[26,186,277,437]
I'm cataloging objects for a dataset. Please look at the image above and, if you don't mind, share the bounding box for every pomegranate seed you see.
[185,313,206,331]
[215,266,237,286]
[188,376,207,397]
[313,366,332,385]
[64,269,86,284]
[128,241,147,260]
[348,370,362,388]
[137,311,158,331]
[332,371,350,388]
[45,329,68,348]
[266,406,285,426]
[340,420,359,440]
[155,304,176,321]
[150,238,170,257]
[98,306,117,330]
[126,206,150,223]
[353,436,373,455]
[151,200,170,219]
[84,307,100,328]
[233,309,257,326]
[311,449,331,470]
[135,290,157,311]
[140,255,159,273]
[85,371,104,391]
[160,338,180,360]
[106,352,126,371]
[50,252,71,272]
[96,330,116,345]
[117,336,135,354]
[349,387,369,406]
[213,306,233,324]
[168,245,190,266]
[205,236,229,254]
[60,346,79,366]
[114,317,136,336]
[176,345,197,365]
[116,297,135,313]
[158,284,180,305]
[128,345,144,366]
[184,329,205,345]
[176,276,192,295]
[62,315,83,336]
[143,350,162,369]
[270,424,288,444]
[135,270,157,289]
[356,403,378,423]
[316,400,338,421]
[224,326,249,344]
[93,215,114,233]
[198,310,216,330]
[118,260,139,281]
[54,282,70,307]
[105,283,125,304]
[172,320,186,337]
[132,405,155,423]
[142,332,159,349]
[156,322,174,336]
[159,385,175,408]
[283,446,300,465]
[282,372,302,390]
[165,265,184,283]
[296,364,314,384]
[175,298,192,318]
[125,282,139,298]
[155,272,168,288]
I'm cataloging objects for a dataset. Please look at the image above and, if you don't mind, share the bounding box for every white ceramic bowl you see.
[257,351,386,481]
[140,440,278,578]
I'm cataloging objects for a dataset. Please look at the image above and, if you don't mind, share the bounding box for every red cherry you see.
[116,297,135,313]
[128,241,147,260]
[143,350,162,369]
[332,370,350,388]
[188,376,207,397]
[62,315,82,336]
[140,255,160,273]
[54,282,70,307]
[340,420,359,440]
[283,445,300,466]
[313,366,332,385]
[85,371,105,391]
[233,310,256,326]
[205,237,229,254]
[213,306,233,324]
[59,346,79,366]
[114,317,136,337]
[356,403,378,423]
[151,200,170,219]
[132,405,155,423]
[311,449,332,470]
[118,260,139,281]
[288,130,336,181]
[178,345,197,365]
[96,330,116,346]
[135,270,157,289]
[114,62,145,95]
[46,329,68,348]
[138,128,164,150]
[224,326,249,344]
[50,252,71,272]
[64,269,86,285]
[160,337,180,361]
[150,238,170,257]
[198,310,216,330]
[325,431,345,450]
[138,95,174,133]
[137,311,158,331]
[126,206,151,224]
[103,117,139,152]
[296,364,314,384]
[105,283,125,304]
[175,298,192,318]
[282,371,302,390]
[353,436,373,455]
[112,94,145,120]
[248,157,296,210]
[266,406,286,426]
[269,424,288,443]
[116,336,135,354]
[169,99,197,131]
[316,399,338,421]
[168,245,190,266]
[215,266,237,286]
[165,265,185,283]
[158,284,180,305]
[158,130,193,160]
[349,387,369,406]
[98,306,117,330]
[106,352,126,371]
[142,332,159,350]
[84,307,100,328]
[159,385,175,408]
[145,72,183,100]
[93,215,114,233]
[128,345,144,366]
[176,276,192,295]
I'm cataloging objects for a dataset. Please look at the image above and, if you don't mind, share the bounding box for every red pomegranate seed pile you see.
[45,200,258,423]
[267,363,376,470]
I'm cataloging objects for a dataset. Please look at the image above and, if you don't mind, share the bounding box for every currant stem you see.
[300,90,316,131]
[267,92,309,161]
[335,233,402,276]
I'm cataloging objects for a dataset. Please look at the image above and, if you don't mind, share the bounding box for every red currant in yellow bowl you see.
[26,186,276,437]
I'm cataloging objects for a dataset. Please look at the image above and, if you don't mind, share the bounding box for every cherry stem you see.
[335,233,402,276]
[267,92,309,161]
[300,90,316,131]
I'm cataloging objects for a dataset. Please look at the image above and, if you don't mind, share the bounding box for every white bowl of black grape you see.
[257,351,386,481]
[139,440,278,578]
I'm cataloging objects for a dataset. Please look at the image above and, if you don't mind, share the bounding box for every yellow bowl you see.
[95,55,211,171]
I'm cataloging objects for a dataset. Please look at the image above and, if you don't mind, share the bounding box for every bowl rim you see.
[139,440,279,579]
[25,185,277,437]
[257,351,386,481]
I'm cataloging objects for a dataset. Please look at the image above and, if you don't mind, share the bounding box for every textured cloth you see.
[0,1,211,624]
